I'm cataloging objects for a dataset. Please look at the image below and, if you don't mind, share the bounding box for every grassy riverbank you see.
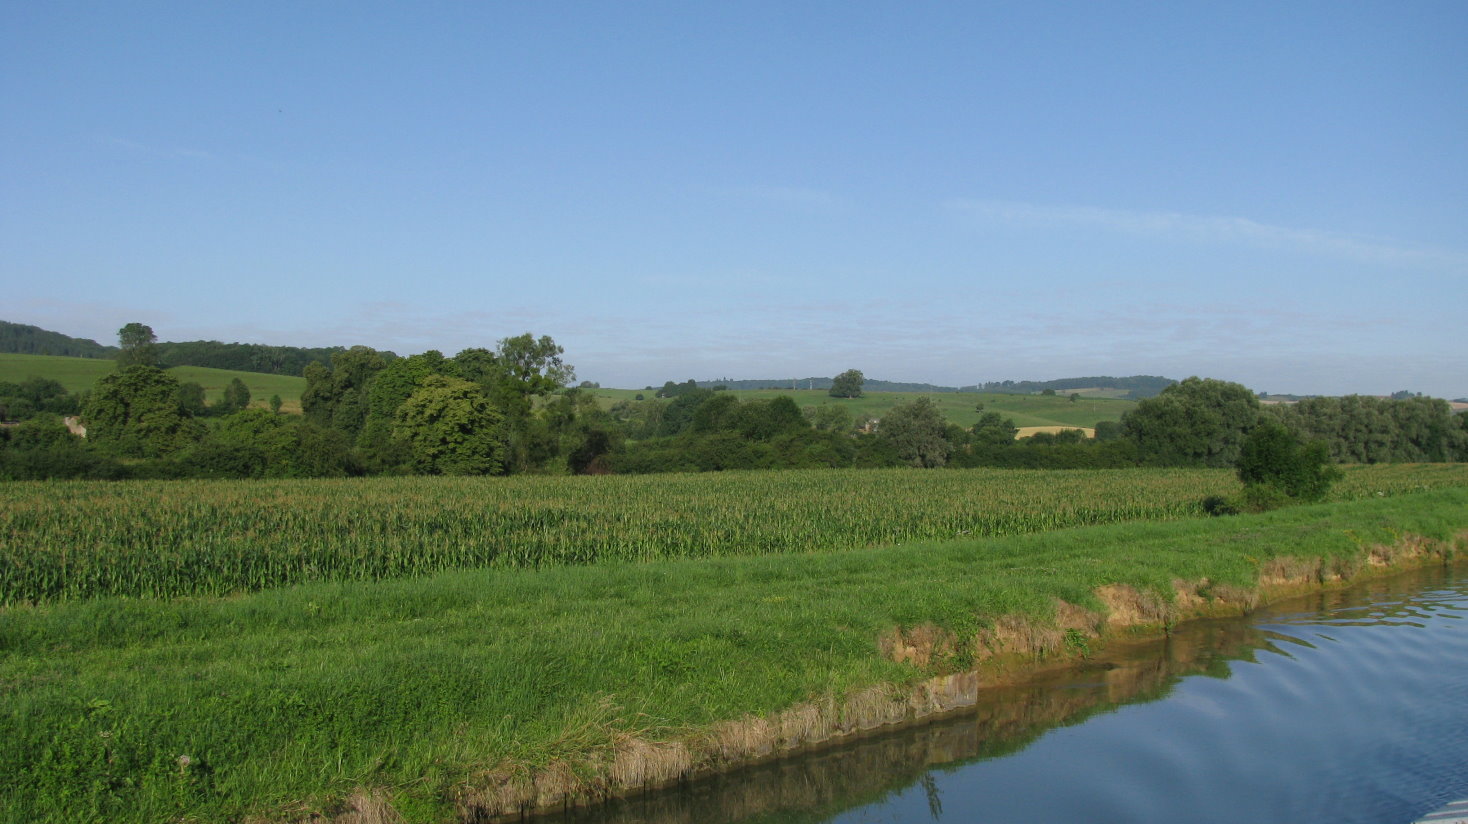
[3,486,1465,823]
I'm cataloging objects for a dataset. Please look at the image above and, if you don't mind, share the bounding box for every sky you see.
[3,1,1465,397]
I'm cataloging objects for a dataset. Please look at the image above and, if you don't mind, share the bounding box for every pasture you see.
[593,386,1135,429]
[0,353,306,412]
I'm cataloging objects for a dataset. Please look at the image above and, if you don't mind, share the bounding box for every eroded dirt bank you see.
[307,528,1464,824]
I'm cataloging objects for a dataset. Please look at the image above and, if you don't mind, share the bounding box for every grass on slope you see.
[0,353,305,412]
[3,488,1464,824]
[593,387,1135,429]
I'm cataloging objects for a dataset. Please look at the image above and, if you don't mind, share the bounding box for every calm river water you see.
[547,564,1468,824]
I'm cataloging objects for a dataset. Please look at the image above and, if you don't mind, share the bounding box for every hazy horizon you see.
[5,3,1464,398]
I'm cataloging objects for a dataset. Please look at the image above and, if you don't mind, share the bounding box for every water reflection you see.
[545,566,1468,824]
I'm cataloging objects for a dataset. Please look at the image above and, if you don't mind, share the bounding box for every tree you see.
[175,382,208,418]
[805,403,854,433]
[83,365,202,457]
[269,394,283,414]
[221,378,251,412]
[300,346,390,436]
[393,376,506,475]
[1121,377,1260,467]
[116,323,159,368]
[1235,420,1341,506]
[496,333,574,399]
[879,397,952,467]
[830,369,865,399]
[971,412,1018,446]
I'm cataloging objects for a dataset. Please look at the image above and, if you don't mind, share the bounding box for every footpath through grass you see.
[3,487,1465,823]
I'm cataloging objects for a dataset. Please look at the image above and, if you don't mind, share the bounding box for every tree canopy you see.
[879,397,952,467]
[1121,377,1260,467]
[83,365,201,457]
[393,376,506,476]
[829,369,865,399]
[115,323,159,369]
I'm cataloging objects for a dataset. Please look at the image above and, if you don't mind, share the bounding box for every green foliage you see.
[880,397,952,467]
[971,411,1018,446]
[805,402,854,433]
[0,319,116,358]
[153,339,350,376]
[220,377,251,412]
[0,376,76,421]
[174,382,208,417]
[830,368,865,398]
[1122,377,1260,467]
[115,322,159,369]
[83,366,202,457]
[1235,421,1342,504]
[1263,395,1468,463]
[393,376,506,476]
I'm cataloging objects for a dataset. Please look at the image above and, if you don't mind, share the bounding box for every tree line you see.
[1,319,355,376]
[3,328,1466,482]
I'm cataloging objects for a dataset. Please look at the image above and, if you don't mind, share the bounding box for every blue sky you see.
[4,1,1465,396]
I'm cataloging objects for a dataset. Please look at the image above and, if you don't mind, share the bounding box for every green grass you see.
[0,353,305,412]
[593,387,1135,429]
[3,487,1464,823]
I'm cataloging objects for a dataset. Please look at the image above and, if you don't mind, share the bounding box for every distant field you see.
[0,353,306,412]
[1016,425,1097,438]
[593,387,1135,429]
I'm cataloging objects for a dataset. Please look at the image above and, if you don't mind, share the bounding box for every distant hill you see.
[153,340,354,377]
[695,375,1177,399]
[0,321,117,358]
[0,321,366,376]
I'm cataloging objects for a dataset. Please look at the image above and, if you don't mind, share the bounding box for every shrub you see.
[1234,421,1341,507]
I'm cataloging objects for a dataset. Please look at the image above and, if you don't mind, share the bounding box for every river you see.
[541,564,1468,824]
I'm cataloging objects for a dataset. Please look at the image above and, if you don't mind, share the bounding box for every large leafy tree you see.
[1121,377,1260,467]
[393,376,506,475]
[489,334,574,472]
[115,323,159,368]
[879,397,952,467]
[300,346,391,437]
[83,365,202,457]
[829,369,865,399]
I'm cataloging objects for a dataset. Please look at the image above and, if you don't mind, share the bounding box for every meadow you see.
[5,463,1466,605]
[593,387,1135,429]
[3,485,1465,823]
[0,353,306,412]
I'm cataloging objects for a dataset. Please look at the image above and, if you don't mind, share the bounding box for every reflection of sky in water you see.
[829,570,1468,824]
[550,567,1468,824]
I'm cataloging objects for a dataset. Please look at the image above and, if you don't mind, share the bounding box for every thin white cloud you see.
[946,198,1468,271]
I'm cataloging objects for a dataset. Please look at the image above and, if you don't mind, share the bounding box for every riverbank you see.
[2,487,1465,823]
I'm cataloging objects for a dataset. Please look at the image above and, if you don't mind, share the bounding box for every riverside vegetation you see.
[3,466,1468,823]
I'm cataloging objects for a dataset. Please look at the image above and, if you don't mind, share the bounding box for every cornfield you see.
[3,464,1464,604]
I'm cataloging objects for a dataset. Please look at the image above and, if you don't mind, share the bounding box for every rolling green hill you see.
[0,353,306,412]
[593,387,1134,429]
